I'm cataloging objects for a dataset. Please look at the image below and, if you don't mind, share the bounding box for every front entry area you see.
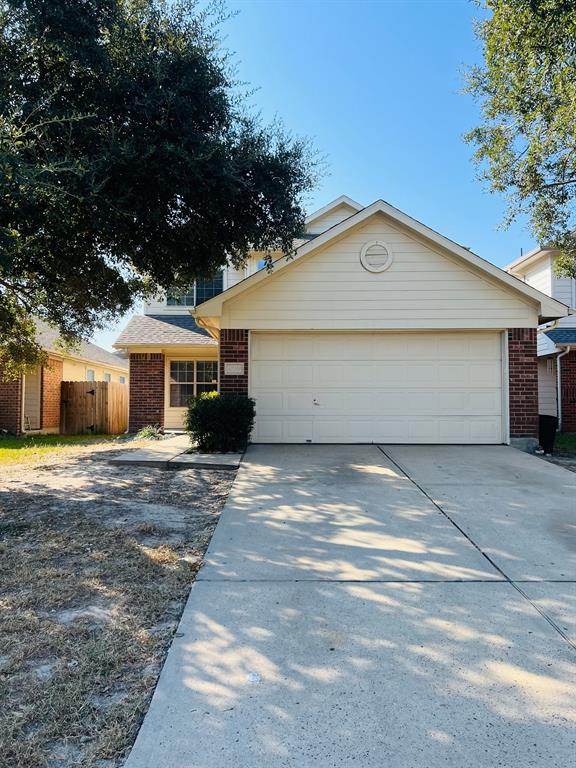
[250,331,505,444]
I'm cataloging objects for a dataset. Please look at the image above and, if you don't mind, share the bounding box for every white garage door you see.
[250,332,504,444]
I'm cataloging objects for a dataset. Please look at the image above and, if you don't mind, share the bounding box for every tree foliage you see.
[0,0,319,375]
[465,0,576,276]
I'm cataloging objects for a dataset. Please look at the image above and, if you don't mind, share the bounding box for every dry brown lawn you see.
[0,446,234,767]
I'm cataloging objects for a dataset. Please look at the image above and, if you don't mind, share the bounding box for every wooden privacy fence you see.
[60,381,128,435]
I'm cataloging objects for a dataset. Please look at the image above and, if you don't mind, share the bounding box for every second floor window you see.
[167,272,224,307]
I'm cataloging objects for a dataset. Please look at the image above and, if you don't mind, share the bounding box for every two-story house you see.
[505,248,576,432]
[115,195,569,446]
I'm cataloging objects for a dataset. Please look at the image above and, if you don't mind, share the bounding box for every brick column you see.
[560,350,576,432]
[41,357,63,430]
[219,329,249,395]
[0,364,23,434]
[129,353,165,432]
[508,328,538,439]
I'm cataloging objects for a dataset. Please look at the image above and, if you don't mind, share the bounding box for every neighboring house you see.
[115,196,569,446]
[505,248,576,432]
[0,321,128,435]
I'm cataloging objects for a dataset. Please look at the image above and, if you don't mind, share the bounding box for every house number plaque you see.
[224,362,245,376]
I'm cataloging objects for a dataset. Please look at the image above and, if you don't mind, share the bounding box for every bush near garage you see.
[185,392,256,452]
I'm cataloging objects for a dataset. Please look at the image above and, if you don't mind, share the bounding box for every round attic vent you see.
[359,240,393,273]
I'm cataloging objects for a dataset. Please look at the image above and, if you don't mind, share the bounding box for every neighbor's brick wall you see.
[41,357,63,430]
[0,363,23,434]
[508,328,538,439]
[219,330,249,395]
[129,353,165,431]
[560,350,576,432]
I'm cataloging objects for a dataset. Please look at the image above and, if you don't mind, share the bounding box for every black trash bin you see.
[539,414,558,454]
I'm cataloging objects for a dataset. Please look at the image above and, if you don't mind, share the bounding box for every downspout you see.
[556,346,572,431]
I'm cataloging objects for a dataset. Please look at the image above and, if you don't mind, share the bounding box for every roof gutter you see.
[192,313,220,341]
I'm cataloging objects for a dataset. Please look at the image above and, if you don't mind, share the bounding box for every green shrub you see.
[185,392,256,452]
[135,424,163,440]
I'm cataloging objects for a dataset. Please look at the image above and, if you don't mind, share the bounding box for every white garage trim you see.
[501,330,510,445]
[250,331,505,445]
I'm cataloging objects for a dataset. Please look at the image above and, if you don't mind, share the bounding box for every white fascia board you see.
[304,195,363,224]
[194,199,570,322]
[504,245,559,274]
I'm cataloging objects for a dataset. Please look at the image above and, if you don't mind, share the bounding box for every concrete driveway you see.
[126,445,576,768]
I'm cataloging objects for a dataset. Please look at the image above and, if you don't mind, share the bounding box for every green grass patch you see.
[555,432,576,454]
[0,434,126,465]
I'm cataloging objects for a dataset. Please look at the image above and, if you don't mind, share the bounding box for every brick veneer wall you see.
[560,349,576,432]
[129,353,165,431]
[219,329,249,395]
[0,364,23,434]
[41,357,63,430]
[508,328,538,439]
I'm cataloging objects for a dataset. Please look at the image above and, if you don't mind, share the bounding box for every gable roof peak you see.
[194,195,570,325]
[305,195,363,224]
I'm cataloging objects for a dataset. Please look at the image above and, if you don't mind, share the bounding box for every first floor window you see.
[86,369,95,381]
[103,372,112,382]
[119,375,126,384]
[169,360,218,407]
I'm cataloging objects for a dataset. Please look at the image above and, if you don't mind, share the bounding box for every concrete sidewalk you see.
[124,445,576,768]
[109,435,241,470]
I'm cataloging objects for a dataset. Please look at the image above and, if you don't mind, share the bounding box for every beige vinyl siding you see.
[62,359,127,383]
[552,270,576,330]
[553,275,576,306]
[23,366,42,430]
[521,255,552,296]
[306,203,360,235]
[537,330,558,357]
[144,294,189,315]
[222,213,538,331]
[226,265,246,288]
[538,358,557,417]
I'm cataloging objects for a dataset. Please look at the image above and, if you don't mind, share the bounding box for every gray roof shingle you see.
[545,328,576,345]
[114,315,216,348]
[36,321,128,369]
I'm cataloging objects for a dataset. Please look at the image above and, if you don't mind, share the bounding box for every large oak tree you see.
[0,0,318,374]
[465,0,576,276]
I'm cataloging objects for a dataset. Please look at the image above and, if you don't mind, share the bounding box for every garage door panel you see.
[468,334,502,358]
[256,391,285,413]
[256,419,284,442]
[255,389,501,418]
[468,362,501,387]
[251,362,283,386]
[250,332,503,444]
[285,420,313,441]
[372,363,408,384]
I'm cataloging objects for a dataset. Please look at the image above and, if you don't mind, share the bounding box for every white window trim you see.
[86,368,95,381]
[167,359,219,409]
[166,271,224,307]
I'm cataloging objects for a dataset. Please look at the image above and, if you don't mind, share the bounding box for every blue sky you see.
[94,0,532,349]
